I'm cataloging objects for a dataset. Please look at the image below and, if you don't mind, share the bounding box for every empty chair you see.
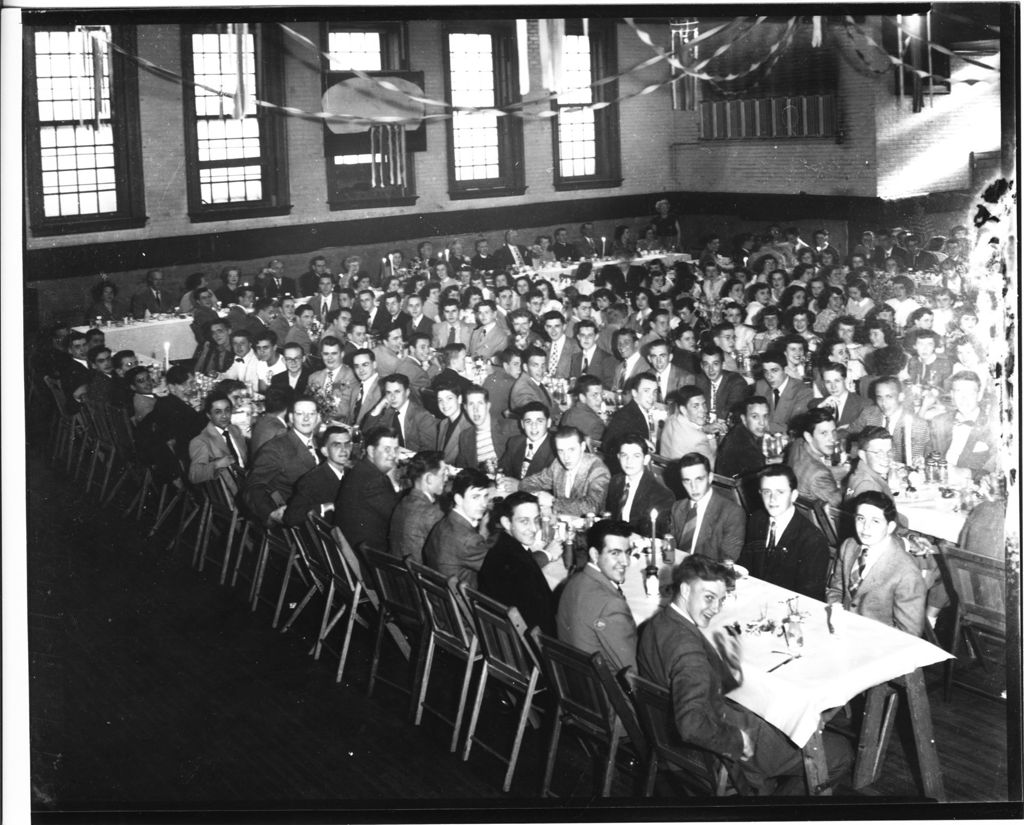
[458,584,545,793]
[406,559,482,752]
[531,629,638,798]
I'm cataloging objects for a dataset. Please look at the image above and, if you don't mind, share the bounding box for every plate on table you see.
[896,487,939,504]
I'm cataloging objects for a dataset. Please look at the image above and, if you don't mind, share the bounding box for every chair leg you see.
[450,645,478,754]
[367,608,389,697]
[334,584,363,684]
[220,513,240,586]
[462,667,489,762]
[412,635,436,726]
[504,670,539,793]
[272,543,299,628]
[231,522,252,588]
[250,534,272,611]
[643,755,658,797]
[281,583,319,633]
[600,733,621,797]
[541,706,563,797]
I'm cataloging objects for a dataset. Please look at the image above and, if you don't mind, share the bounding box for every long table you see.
[544,548,951,798]
[73,316,197,362]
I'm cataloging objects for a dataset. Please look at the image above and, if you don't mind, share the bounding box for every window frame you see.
[442,21,526,201]
[319,21,418,212]
[23,24,146,237]
[179,22,290,223]
[551,20,622,192]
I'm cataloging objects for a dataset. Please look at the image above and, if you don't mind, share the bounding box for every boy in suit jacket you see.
[361,373,438,452]
[826,491,926,635]
[670,452,745,562]
[282,426,351,526]
[271,342,314,396]
[188,395,247,484]
[696,345,751,423]
[423,468,495,588]
[520,426,611,518]
[754,351,813,435]
[927,371,998,480]
[130,270,175,318]
[560,375,607,448]
[500,402,556,480]
[456,385,517,469]
[333,426,402,553]
[605,435,675,535]
[809,363,868,433]
[571,320,617,390]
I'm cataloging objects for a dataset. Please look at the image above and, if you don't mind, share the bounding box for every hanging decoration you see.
[537,18,565,93]
[367,124,406,188]
[812,16,823,47]
[232,23,249,120]
[516,20,530,96]
[90,28,105,128]
[670,18,699,111]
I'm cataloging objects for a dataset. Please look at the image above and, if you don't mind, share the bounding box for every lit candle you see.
[650,508,658,544]
[601,236,606,257]
[444,248,450,261]
[163,341,170,371]
[381,256,387,271]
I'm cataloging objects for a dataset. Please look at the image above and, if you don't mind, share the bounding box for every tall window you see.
[551,21,621,190]
[181,23,289,222]
[322,23,417,210]
[443,24,525,199]
[23,25,145,235]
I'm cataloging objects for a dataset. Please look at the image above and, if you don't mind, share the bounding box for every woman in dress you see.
[611,224,637,259]
[85,281,129,325]
[651,199,682,251]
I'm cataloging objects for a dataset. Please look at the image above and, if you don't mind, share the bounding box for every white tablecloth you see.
[545,550,951,748]
[74,316,197,362]
[894,485,968,544]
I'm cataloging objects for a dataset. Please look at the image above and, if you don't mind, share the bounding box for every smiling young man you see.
[556,518,638,673]
[333,426,402,552]
[715,395,770,478]
[282,425,352,526]
[423,468,495,588]
[499,402,555,481]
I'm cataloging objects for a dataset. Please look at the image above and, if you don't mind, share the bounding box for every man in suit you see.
[456,385,517,470]
[308,274,342,325]
[388,332,435,404]
[605,435,675,535]
[404,294,434,340]
[361,373,437,452]
[571,320,617,390]
[611,329,651,393]
[483,348,521,417]
[602,372,659,474]
[284,304,316,358]
[346,348,384,427]
[432,299,474,350]
[250,385,293,456]
[904,233,939,271]
[556,519,638,673]
[786,406,842,508]
[271,342,314,396]
[754,351,812,436]
[509,308,545,352]
[242,397,322,524]
[469,238,494,272]
[560,375,607,448]
[371,292,411,338]
[257,259,298,301]
[696,345,751,424]
[188,394,247,484]
[869,230,910,271]
[826,491,926,635]
[423,468,494,588]
[638,555,851,795]
[551,226,578,262]
[224,287,258,338]
[388,451,446,562]
[646,339,695,404]
[847,376,929,466]
[333,426,401,553]
[136,365,206,479]
[372,323,406,379]
[670,452,745,562]
[468,301,509,361]
[351,289,378,331]
[844,426,901,503]
[510,346,555,415]
[307,336,357,412]
[478,492,559,635]
[490,229,534,270]
[434,382,472,464]
[500,402,556,481]
[716,395,769,478]
[541,311,580,382]
[520,426,611,518]
[928,370,998,479]
[809,363,868,436]
[739,465,831,600]
[599,260,644,296]
[575,221,599,259]
[82,346,115,405]
[296,255,332,298]
[282,426,351,526]
[58,332,92,404]
[130,269,175,318]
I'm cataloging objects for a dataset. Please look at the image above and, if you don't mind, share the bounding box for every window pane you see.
[560,34,592,105]
[449,33,500,182]
[328,30,383,71]
[557,107,596,178]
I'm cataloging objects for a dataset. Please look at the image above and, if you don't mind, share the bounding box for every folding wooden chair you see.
[459,584,545,792]
[795,494,840,548]
[42,375,84,472]
[406,560,482,752]
[712,473,746,512]
[531,629,637,797]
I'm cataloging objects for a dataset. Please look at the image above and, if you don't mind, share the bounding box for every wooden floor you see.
[24,435,1020,822]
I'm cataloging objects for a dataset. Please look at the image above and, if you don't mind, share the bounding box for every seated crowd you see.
[31,213,1005,797]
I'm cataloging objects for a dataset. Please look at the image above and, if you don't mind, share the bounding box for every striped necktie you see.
[849,547,869,597]
[521,440,536,479]
[476,426,497,464]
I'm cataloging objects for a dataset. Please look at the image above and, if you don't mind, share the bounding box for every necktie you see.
[275,278,282,290]
[548,342,561,376]
[773,387,781,409]
[521,440,536,479]
[766,518,777,554]
[447,325,456,345]
[154,290,161,305]
[882,414,890,432]
[850,547,868,597]
[619,477,631,521]
[222,428,242,468]
[352,383,365,423]
[235,357,244,364]
[476,427,497,464]
[395,413,405,447]
[305,438,318,464]
[322,300,330,321]
[581,354,590,374]
[656,377,664,404]
[616,364,626,392]
[647,412,656,443]
[679,500,698,553]
[325,370,335,388]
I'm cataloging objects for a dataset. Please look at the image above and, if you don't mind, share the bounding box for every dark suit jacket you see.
[478,532,557,635]
[927,411,998,479]
[250,413,288,456]
[551,241,578,261]
[243,429,320,523]
[810,392,869,430]
[423,510,492,589]
[388,487,444,562]
[602,400,650,473]
[407,314,434,339]
[509,374,554,414]
[500,434,556,480]
[696,371,751,421]
[455,418,517,469]
[739,509,830,600]
[60,358,92,401]
[137,393,206,474]
[490,244,534,269]
[483,370,516,417]
[362,401,437,452]
[258,275,299,300]
[130,287,175,318]
[826,537,926,635]
[715,423,765,478]
[560,403,606,445]
[271,366,314,397]
[605,471,675,534]
[870,245,910,271]
[333,458,400,553]
[570,347,618,390]
[754,377,813,435]
[436,413,472,464]
[670,491,745,562]
[556,564,638,673]
[786,438,842,508]
[282,462,342,527]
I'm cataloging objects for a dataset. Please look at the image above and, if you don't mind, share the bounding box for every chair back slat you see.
[107,404,142,462]
[795,494,839,548]
[406,560,474,650]
[460,585,538,689]
[711,473,745,512]
[532,630,615,736]
[943,545,1006,633]
[362,545,423,627]
[43,375,75,420]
